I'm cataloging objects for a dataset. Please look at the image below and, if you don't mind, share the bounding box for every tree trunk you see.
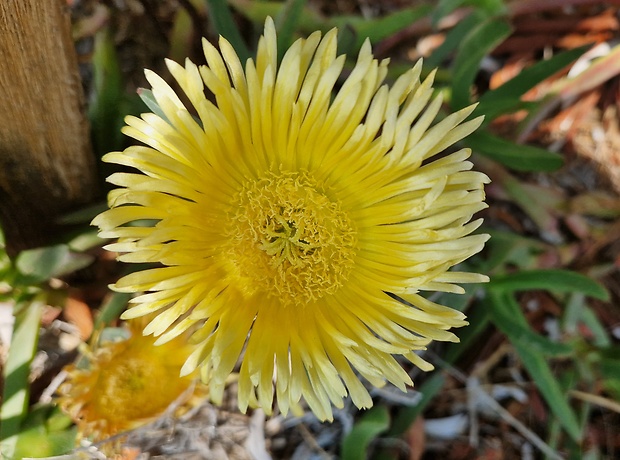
[0,0,98,257]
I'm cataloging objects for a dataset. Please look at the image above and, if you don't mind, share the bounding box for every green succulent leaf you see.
[451,19,512,109]
[15,244,93,284]
[468,131,564,171]
[489,269,609,300]
[488,291,582,442]
[476,45,590,121]
[341,405,390,460]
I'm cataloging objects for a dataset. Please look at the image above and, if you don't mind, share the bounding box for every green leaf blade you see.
[487,292,582,442]
[426,11,486,69]
[0,303,44,458]
[138,88,170,124]
[489,269,609,300]
[515,341,582,442]
[476,45,590,120]
[485,292,573,357]
[451,19,512,109]
[341,406,390,460]
[89,28,126,158]
[15,244,93,284]
[350,6,431,50]
[468,131,564,171]
[205,0,251,62]
[275,0,307,60]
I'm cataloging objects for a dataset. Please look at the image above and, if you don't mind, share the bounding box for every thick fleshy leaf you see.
[341,405,390,460]
[15,245,94,284]
[489,269,609,300]
[468,131,563,172]
[451,19,512,109]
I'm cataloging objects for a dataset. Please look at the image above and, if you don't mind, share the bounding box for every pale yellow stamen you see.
[225,171,356,304]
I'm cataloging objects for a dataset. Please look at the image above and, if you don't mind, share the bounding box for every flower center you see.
[93,354,189,423]
[226,171,356,305]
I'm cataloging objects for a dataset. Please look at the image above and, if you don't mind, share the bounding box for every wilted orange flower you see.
[57,319,205,445]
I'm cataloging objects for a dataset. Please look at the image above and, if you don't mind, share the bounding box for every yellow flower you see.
[92,18,490,421]
[57,319,205,445]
